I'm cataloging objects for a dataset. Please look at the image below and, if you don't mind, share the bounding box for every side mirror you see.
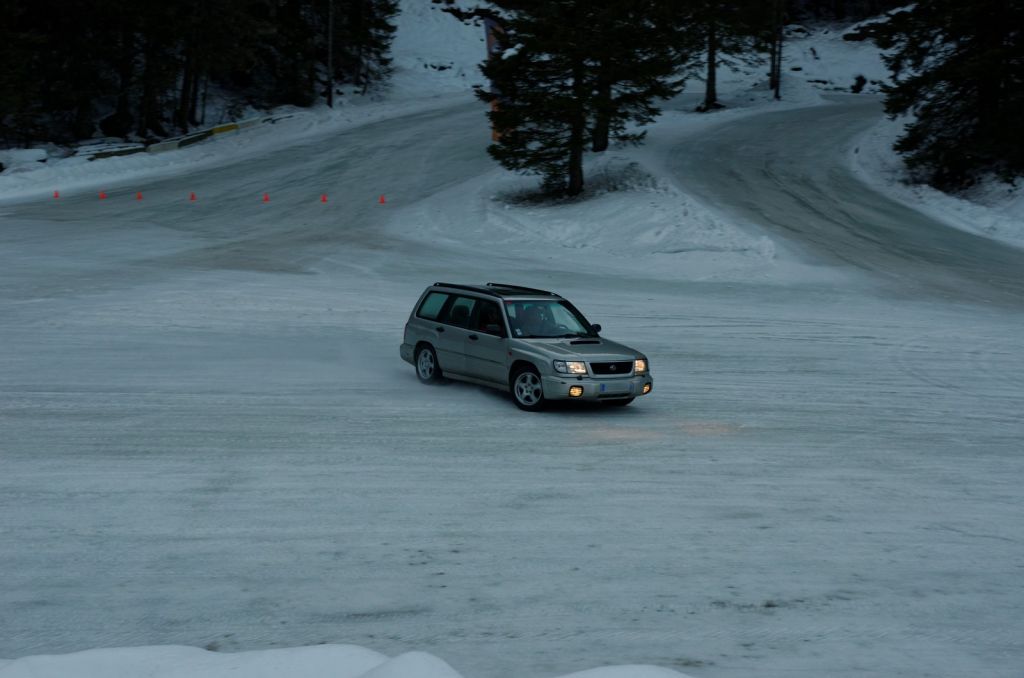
[485,323,504,336]
[591,323,602,334]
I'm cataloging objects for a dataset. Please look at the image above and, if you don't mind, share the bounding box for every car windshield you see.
[505,299,596,339]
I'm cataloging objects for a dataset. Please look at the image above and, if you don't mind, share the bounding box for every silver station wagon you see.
[400,283,653,411]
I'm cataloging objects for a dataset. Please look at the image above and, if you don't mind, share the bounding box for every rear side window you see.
[417,292,449,320]
[444,296,477,328]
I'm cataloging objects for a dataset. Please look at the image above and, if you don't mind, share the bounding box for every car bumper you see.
[400,343,414,365]
[541,374,652,401]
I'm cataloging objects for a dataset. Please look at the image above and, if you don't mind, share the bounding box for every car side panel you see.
[463,333,509,384]
[409,316,465,375]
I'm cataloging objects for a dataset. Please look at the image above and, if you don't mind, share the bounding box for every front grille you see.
[590,361,633,376]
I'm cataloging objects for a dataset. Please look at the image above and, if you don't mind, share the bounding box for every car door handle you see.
[468,334,479,341]
[435,326,445,333]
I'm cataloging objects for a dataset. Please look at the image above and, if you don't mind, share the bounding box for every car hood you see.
[518,337,640,360]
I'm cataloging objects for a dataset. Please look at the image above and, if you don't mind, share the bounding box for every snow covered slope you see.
[390,0,487,96]
[852,116,1024,249]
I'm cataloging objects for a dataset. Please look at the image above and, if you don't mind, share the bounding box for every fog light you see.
[642,383,652,394]
[568,385,584,397]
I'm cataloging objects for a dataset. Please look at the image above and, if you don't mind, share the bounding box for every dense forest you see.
[0,0,398,145]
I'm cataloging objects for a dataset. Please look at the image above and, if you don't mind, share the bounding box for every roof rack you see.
[485,282,556,296]
[430,282,558,299]
[433,282,494,295]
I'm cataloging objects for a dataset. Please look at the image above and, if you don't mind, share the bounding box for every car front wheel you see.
[511,366,546,412]
[416,345,442,384]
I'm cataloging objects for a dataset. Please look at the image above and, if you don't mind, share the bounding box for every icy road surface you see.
[1,98,1023,678]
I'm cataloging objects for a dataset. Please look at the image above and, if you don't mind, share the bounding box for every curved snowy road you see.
[0,100,485,302]
[669,97,1024,307]
[2,97,1023,678]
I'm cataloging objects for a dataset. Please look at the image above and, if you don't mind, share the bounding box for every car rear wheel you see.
[416,345,442,384]
[511,366,546,412]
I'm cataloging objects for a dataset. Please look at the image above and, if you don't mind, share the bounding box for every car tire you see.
[510,365,546,412]
[603,397,635,407]
[415,344,442,384]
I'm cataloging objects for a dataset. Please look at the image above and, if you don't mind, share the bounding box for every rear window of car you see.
[417,292,449,320]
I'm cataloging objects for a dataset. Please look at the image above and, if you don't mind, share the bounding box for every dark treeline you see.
[450,0,1014,196]
[0,0,398,145]
[452,0,904,196]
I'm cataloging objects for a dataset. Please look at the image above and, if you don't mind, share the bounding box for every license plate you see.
[600,382,628,394]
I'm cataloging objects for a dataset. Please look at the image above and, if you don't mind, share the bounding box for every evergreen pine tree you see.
[335,0,399,94]
[589,1,686,152]
[676,1,763,112]
[479,1,684,196]
[875,1,1024,188]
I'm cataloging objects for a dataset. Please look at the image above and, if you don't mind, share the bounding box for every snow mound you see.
[0,645,696,678]
[388,152,775,282]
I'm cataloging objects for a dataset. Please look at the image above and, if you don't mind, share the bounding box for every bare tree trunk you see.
[137,40,159,138]
[772,0,784,100]
[567,58,586,196]
[200,73,209,125]
[188,64,201,126]
[326,0,334,107]
[592,60,611,152]
[707,23,717,106]
[176,51,194,133]
[699,21,721,112]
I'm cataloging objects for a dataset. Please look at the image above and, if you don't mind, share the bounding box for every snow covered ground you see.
[0,645,692,678]
[2,7,1024,678]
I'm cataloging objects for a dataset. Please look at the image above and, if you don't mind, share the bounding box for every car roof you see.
[431,282,562,300]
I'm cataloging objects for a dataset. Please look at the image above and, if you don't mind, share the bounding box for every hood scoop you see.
[569,339,601,345]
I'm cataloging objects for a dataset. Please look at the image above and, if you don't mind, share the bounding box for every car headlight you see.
[634,358,648,374]
[553,360,588,375]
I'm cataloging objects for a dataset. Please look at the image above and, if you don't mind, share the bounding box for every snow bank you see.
[0,148,48,172]
[851,116,1024,249]
[0,645,694,678]
[386,150,778,283]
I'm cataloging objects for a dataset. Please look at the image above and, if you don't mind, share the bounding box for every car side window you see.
[443,296,477,328]
[474,300,506,337]
[417,292,449,320]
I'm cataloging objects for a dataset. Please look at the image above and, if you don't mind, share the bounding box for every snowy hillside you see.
[390,0,488,95]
